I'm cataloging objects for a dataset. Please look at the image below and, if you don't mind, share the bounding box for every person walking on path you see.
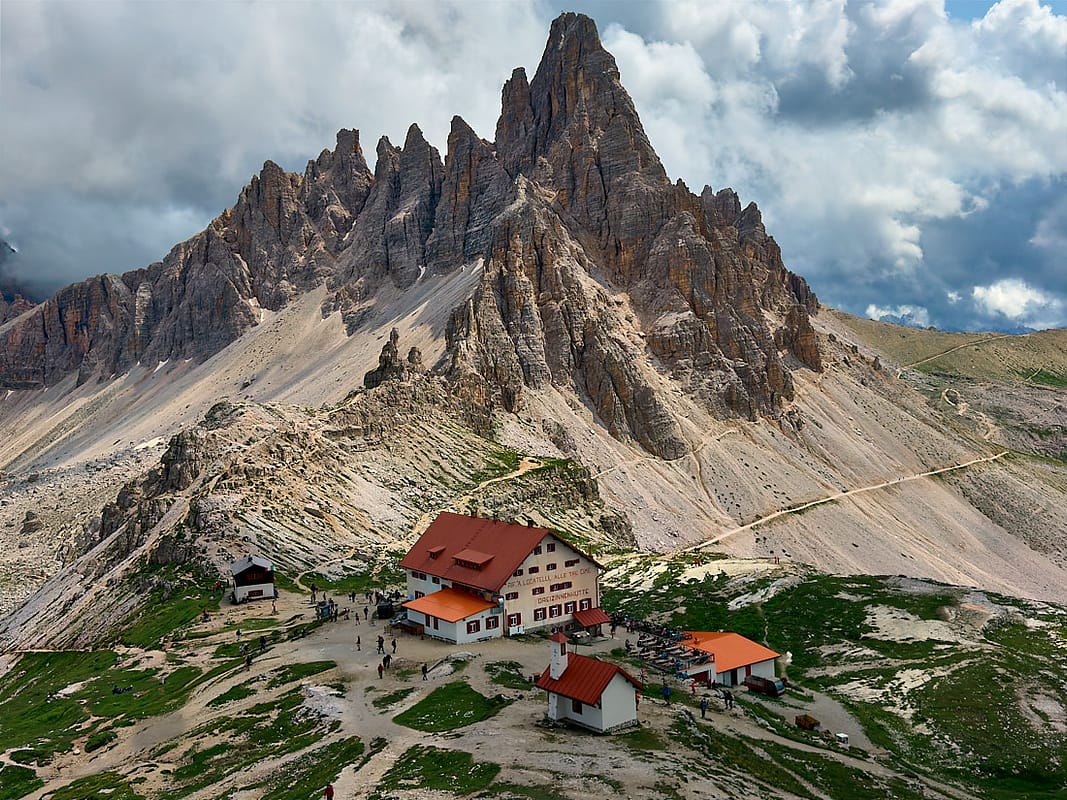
[363,606,369,620]
[383,654,392,670]
[700,697,709,719]
[271,600,277,615]
[377,635,385,654]
[324,784,334,800]
[723,690,734,710]
[391,638,397,654]
[377,663,384,679]
[422,663,428,680]
[356,636,361,651]
[662,685,671,705]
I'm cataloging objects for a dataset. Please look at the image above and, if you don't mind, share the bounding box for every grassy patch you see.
[477,782,572,799]
[618,725,666,751]
[206,681,257,707]
[374,745,500,797]
[257,737,366,800]
[47,772,145,800]
[266,660,337,688]
[484,660,531,690]
[372,687,415,710]
[84,729,118,753]
[393,681,509,732]
[0,764,43,800]
[119,566,222,649]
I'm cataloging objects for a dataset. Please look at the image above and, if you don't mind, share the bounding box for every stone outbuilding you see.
[536,632,642,734]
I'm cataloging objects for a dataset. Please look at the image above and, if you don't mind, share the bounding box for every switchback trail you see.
[682,450,1009,552]
[902,334,1020,370]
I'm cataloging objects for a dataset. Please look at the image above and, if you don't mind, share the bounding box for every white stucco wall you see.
[412,606,503,644]
[234,582,275,602]
[552,673,637,733]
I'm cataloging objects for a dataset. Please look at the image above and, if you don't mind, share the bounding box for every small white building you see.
[680,631,780,686]
[229,554,276,604]
[535,632,642,734]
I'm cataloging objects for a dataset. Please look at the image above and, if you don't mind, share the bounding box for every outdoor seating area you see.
[614,616,713,678]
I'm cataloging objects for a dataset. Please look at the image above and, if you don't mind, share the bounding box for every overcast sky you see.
[2,0,1065,332]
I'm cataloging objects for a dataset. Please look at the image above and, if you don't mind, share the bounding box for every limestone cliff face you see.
[0,13,820,458]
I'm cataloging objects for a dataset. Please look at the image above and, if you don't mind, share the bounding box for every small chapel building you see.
[536,632,642,733]
[399,512,607,643]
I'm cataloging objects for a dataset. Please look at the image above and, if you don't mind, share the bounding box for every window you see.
[546,563,557,571]
[527,566,540,575]
[564,601,576,614]
[533,607,547,621]
[505,591,519,601]
[579,598,591,611]
[431,576,440,585]
[414,590,424,599]
[513,568,524,577]
[565,558,579,567]
[550,581,573,593]
[531,587,545,596]
[546,542,556,552]
[411,570,427,580]
[466,620,481,634]
[507,613,521,627]
[571,698,583,714]
[485,616,500,629]
[432,616,439,630]
[549,605,562,618]
[533,545,543,555]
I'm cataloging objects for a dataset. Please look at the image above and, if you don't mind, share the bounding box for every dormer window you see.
[427,545,445,560]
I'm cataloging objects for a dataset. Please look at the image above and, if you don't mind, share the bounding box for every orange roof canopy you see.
[686,632,780,673]
[402,587,495,623]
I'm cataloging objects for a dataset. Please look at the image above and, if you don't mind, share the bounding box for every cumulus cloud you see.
[865,303,932,328]
[1,0,1065,331]
[972,278,1064,329]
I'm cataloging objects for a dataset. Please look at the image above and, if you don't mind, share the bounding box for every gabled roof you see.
[399,512,575,592]
[229,554,273,574]
[536,654,642,705]
[402,588,495,623]
[686,632,780,673]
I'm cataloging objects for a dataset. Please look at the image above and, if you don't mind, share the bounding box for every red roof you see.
[536,654,642,705]
[400,512,583,592]
[402,587,495,622]
[573,607,611,627]
[686,632,780,673]
[549,631,570,643]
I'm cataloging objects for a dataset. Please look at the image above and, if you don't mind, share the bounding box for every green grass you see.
[372,687,415,709]
[618,726,666,751]
[374,745,500,797]
[476,782,572,800]
[484,660,532,690]
[84,729,118,753]
[119,567,222,649]
[258,737,367,800]
[0,764,43,800]
[47,772,145,800]
[206,681,257,707]
[393,681,509,732]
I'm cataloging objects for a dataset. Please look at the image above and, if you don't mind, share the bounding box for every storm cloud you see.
[1,0,1064,331]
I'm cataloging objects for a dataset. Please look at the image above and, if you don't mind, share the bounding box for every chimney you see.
[549,631,569,680]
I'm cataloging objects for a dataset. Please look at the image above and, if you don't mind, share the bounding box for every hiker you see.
[356,636,361,651]
[662,685,671,705]
[377,663,384,679]
[245,652,253,670]
[700,697,709,719]
[259,635,267,652]
[377,635,385,654]
[349,591,356,603]
[236,629,242,640]
[391,638,397,654]
[271,600,277,615]
[363,606,369,620]
[383,654,392,669]
[723,690,734,709]
[422,663,428,681]
[324,783,334,800]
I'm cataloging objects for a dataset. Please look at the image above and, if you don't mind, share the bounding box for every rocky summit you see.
[0,12,817,459]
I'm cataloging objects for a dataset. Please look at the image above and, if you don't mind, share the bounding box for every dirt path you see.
[902,334,1021,370]
[682,451,1009,551]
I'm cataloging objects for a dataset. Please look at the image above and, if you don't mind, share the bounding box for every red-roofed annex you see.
[400,512,608,644]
